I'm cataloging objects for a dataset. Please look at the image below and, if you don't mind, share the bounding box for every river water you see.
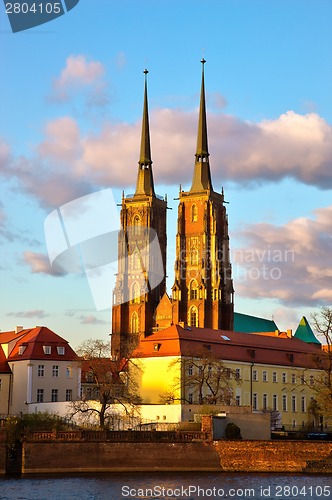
[0,473,331,500]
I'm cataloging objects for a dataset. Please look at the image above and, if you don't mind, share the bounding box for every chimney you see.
[15,326,23,334]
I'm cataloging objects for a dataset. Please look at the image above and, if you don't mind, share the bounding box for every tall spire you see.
[190,59,213,192]
[135,69,155,197]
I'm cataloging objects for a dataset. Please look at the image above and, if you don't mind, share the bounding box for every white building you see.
[0,326,80,416]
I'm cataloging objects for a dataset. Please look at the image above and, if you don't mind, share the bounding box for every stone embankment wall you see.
[214,440,332,473]
[22,441,222,473]
[20,439,332,474]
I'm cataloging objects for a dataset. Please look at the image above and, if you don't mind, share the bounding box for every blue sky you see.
[0,0,331,348]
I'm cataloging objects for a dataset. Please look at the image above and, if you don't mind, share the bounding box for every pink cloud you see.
[51,55,107,104]
[2,108,332,209]
[79,315,108,325]
[233,205,332,306]
[7,309,49,318]
[23,251,66,276]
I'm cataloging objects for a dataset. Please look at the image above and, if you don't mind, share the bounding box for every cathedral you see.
[112,60,234,358]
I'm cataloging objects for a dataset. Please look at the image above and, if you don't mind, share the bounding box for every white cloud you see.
[233,205,332,306]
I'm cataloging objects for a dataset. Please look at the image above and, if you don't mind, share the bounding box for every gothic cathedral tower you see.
[171,60,234,331]
[112,71,167,358]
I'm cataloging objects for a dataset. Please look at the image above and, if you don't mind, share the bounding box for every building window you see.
[190,247,198,266]
[131,282,140,303]
[309,375,314,386]
[291,373,296,384]
[273,394,278,411]
[191,204,198,222]
[57,346,65,355]
[133,215,140,234]
[43,345,51,355]
[235,368,241,381]
[263,394,268,411]
[188,365,193,376]
[188,393,193,404]
[189,279,198,300]
[131,312,139,333]
[253,393,258,411]
[52,365,59,378]
[66,389,73,402]
[189,306,198,327]
[37,389,44,403]
[252,370,258,382]
[262,370,268,382]
[51,389,58,402]
[282,372,287,383]
[66,366,73,379]
[235,395,241,406]
[132,252,140,270]
[292,395,297,413]
[18,345,26,355]
[272,372,277,383]
[38,365,45,377]
[301,396,306,413]
[282,395,287,412]
[300,374,305,384]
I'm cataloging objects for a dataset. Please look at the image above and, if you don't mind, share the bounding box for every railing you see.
[25,429,208,443]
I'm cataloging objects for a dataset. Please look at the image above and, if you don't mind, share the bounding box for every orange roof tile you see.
[1,326,78,361]
[133,325,325,369]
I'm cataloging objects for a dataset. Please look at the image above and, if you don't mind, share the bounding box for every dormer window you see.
[43,345,51,355]
[154,343,161,351]
[18,345,26,355]
[57,346,65,355]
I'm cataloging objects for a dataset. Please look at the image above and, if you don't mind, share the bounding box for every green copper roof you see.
[294,316,321,344]
[234,312,278,333]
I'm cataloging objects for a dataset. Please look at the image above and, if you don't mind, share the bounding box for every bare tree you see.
[166,350,239,405]
[310,307,332,421]
[69,339,141,429]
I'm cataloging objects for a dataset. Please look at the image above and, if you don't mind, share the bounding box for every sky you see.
[0,0,331,349]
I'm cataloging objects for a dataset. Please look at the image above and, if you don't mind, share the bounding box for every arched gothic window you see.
[191,204,198,222]
[133,215,140,235]
[131,312,139,333]
[190,247,199,266]
[131,282,140,303]
[189,279,198,300]
[189,306,198,327]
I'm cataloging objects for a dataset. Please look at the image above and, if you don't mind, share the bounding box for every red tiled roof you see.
[1,326,78,361]
[133,324,325,369]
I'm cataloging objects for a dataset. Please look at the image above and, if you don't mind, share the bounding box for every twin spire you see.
[134,60,213,197]
[135,69,155,197]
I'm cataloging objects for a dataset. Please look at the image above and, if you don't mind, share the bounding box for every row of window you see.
[36,389,72,403]
[19,345,65,356]
[253,369,315,385]
[252,393,309,412]
[37,364,73,378]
